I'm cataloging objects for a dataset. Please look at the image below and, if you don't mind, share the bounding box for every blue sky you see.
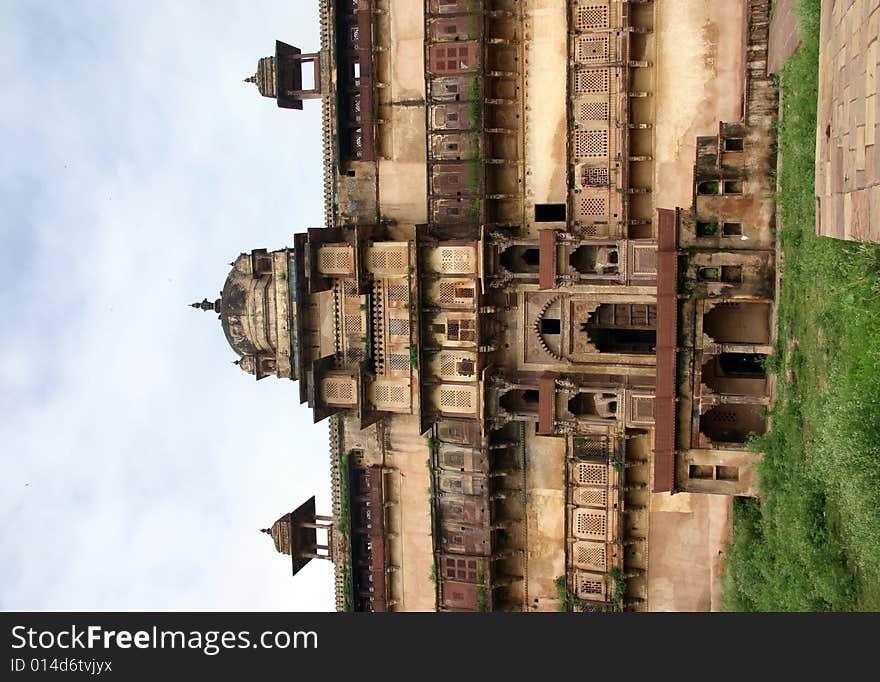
[1,1,335,610]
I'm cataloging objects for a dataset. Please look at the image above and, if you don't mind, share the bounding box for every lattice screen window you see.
[578,194,609,218]
[438,246,476,274]
[344,314,363,335]
[575,4,610,30]
[580,165,609,186]
[575,462,608,486]
[575,36,609,62]
[632,246,657,275]
[439,352,476,380]
[317,245,355,275]
[387,353,410,373]
[438,280,477,305]
[387,282,409,303]
[439,282,455,303]
[573,129,609,158]
[573,487,608,508]
[439,386,476,414]
[345,348,365,364]
[574,68,609,94]
[321,376,357,406]
[371,381,411,410]
[366,243,409,275]
[573,509,608,540]
[575,573,606,599]
[573,437,610,460]
[576,100,610,124]
[631,396,655,423]
[573,541,607,571]
[446,317,477,342]
[343,279,359,298]
[388,318,410,337]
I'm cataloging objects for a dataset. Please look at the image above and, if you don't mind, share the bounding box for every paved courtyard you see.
[768,0,801,74]
[815,0,880,242]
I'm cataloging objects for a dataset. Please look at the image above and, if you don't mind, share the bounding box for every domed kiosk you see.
[191,249,295,381]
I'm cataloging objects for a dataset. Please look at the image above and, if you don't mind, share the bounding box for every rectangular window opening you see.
[723,138,744,152]
[698,267,720,282]
[722,222,743,236]
[723,180,743,194]
[535,203,567,222]
[689,464,714,480]
[716,465,739,481]
[540,318,560,334]
[297,62,315,92]
[696,221,719,237]
[721,266,743,283]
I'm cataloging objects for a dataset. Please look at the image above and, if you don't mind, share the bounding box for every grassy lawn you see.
[723,0,880,611]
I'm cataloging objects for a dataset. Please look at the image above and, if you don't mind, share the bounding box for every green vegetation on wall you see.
[337,450,351,540]
[337,448,353,612]
[554,575,569,612]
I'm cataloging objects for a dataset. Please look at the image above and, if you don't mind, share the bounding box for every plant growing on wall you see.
[469,77,481,127]
[697,221,720,237]
[554,575,570,612]
[475,586,488,612]
[337,450,351,539]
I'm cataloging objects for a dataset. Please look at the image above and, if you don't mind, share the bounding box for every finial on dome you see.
[244,75,257,84]
[190,297,221,312]
[260,528,272,535]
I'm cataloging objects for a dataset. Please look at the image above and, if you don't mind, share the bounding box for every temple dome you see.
[218,253,276,358]
[245,56,277,98]
[261,517,291,556]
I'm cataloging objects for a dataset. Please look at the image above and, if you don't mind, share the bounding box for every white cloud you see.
[0,1,335,610]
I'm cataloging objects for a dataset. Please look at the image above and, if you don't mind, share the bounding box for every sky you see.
[0,1,336,610]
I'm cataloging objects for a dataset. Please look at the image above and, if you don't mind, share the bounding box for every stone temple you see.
[193,0,779,611]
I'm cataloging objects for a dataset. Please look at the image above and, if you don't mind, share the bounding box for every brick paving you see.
[815,0,880,242]
[768,0,801,73]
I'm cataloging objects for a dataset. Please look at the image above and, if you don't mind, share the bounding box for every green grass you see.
[723,0,880,612]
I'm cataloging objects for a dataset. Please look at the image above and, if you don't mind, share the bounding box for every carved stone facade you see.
[193,0,778,612]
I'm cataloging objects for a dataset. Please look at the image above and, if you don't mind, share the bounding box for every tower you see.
[262,497,334,577]
[244,40,326,110]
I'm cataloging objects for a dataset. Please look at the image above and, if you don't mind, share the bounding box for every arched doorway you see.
[700,404,766,444]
